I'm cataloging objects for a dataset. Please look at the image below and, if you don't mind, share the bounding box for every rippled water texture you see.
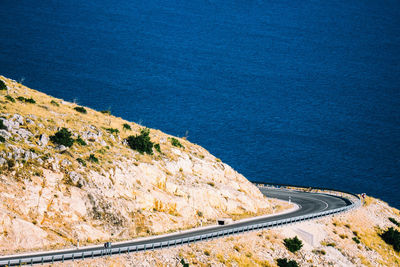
[1,0,399,207]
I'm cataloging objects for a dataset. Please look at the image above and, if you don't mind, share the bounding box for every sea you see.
[0,0,399,208]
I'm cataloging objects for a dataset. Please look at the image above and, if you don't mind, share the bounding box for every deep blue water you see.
[1,0,399,208]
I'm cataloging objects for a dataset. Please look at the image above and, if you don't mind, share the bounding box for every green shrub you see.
[75,136,87,146]
[77,158,86,166]
[105,128,119,134]
[352,237,360,244]
[277,258,298,267]
[5,95,15,103]
[380,227,400,251]
[50,100,60,106]
[0,80,6,90]
[389,217,400,227]
[123,123,131,130]
[74,106,87,114]
[100,110,111,115]
[169,137,183,148]
[284,236,303,253]
[25,97,36,103]
[50,128,74,147]
[0,120,6,130]
[88,154,99,163]
[126,128,153,155]
[154,143,161,153]
[0,136,5,143]
[17,96,36,103]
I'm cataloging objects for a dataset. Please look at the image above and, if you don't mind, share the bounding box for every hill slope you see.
[0,76,271,253]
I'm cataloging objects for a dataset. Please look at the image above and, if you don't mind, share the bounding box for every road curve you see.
[0,187,356,266]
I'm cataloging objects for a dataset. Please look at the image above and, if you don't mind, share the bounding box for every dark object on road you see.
[104,242,112,249]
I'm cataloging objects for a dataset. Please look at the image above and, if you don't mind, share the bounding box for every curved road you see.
[0,187,355,266]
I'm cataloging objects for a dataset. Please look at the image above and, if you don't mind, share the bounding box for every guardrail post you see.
[51,256,54,264]
[82,252,85,260]
[92,251,94,258]
[62,255,64,263]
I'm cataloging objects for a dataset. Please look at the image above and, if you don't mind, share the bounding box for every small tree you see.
[126,128,154,155]
[50,128,74,147]
[284,236,303,253]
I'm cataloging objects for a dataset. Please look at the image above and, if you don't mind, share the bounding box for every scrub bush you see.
[50,128,74,147]
[0,80,6,90]
[88,154,99,163]
[169,137,183,148]
[380,227,400,251]
[5,95,15,102]
[123,123,131,130]
[74,106,87,114]
[126,128,153,155]
[284,236,303,253]
[277,258,298,267]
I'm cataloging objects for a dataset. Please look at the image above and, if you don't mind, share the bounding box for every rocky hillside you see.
[0,76,271,253]
[46,196,400,267]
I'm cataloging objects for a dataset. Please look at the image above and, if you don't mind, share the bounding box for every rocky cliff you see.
[0,76,270,253]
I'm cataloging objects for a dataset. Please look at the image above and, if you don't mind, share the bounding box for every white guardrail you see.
[0,184,361,266]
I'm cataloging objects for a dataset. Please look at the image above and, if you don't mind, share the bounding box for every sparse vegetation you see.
[283,236,303,253]
[0,80,6,90]
[105,128,119,134]
[88,154,99,164]
[0,136,5,143]
[154,143,161,153]
[312,249,326,255]
[123,123,131,130]
[100,109,111,115]
[389,217,400,227]
[169,137,183,148]
[50,128,74,147]
[0,120,6,130]
[5,95,15,103]
[75,136,87,146]
[17,96,36,103]
[50,100,59,106]
[126,128,154,155]
[277,258,298,267]
[76,158,86,166]
[74,106,87,114]
[352,237,361,244]
[380,227,400,251]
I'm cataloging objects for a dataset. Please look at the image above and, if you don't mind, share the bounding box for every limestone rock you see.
[38,134,49,147]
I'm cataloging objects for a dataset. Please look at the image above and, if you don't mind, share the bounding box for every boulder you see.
[12,114,24,125]
[0,129,11,140]
[38,134,49,147]
[14,128,33,140]
[55,145,67,152]
[0,118,19,131]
